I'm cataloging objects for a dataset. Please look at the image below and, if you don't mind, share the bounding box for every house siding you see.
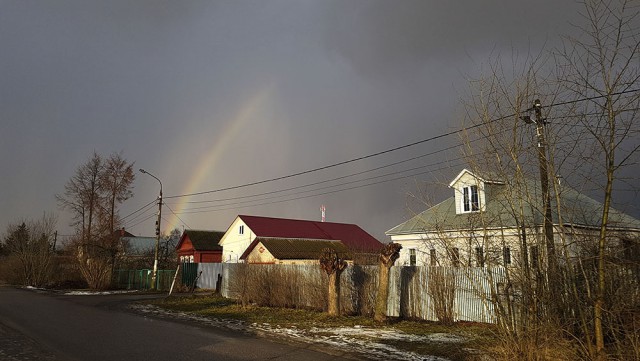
[220,218,255,262]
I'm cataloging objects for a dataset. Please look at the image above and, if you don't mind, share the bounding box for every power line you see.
[163,127,484,200]
[163,203,191,229]
[166,142,467,206]
[164,87,640,201]
[178,157,463,212]
[125,212,157,230]
[121,199,157,221]
[175,160,468,215]
[167,120,542,209]
[122,206,157,227]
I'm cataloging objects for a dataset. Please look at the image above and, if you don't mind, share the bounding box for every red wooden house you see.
[176,229,225,263]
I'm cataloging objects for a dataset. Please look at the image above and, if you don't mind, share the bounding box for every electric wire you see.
[178,157,463,212]
[163,203,191,229]
[176,160,469,214]
[169,119,626,214]
[121,199,157,221]
[164,88,640,201]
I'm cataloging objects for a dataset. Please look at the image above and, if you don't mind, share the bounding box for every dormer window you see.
[463,185,479,212]
[449,169,503,215]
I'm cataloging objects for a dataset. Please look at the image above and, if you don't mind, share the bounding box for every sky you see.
[1,1,637,242]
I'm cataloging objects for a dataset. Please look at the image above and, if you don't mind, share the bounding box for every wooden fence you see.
[195,263,505,324]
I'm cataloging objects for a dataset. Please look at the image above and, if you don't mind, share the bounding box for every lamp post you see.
[140,168,162,291]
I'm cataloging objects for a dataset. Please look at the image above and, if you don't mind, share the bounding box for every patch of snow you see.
[129,304,459,361]
[64,290,139,296]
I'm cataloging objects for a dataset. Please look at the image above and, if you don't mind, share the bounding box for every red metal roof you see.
[238,215,383,251]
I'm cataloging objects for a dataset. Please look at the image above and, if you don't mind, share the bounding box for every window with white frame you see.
[239,225,244,235]
[462,185,480,212]
[409,248,416,266]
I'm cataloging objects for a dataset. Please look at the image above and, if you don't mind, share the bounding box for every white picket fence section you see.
[195,263,505,324]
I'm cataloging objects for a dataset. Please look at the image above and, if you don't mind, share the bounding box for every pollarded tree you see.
[319,248,347,316]
[374,243,401,322]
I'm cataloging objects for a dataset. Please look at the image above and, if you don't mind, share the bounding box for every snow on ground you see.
[130,303,460,361]
[64,290,139,296]
[23,286,140,296]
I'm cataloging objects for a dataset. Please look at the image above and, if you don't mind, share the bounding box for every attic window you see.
[239,225,244,235]
[463,185,480,212]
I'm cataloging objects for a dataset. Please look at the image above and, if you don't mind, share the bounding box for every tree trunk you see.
[327,271,340,316]
[374,243,402,322]
[374,264,390,322]
[319,248,347,317]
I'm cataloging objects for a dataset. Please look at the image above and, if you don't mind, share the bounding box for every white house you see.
[386,169,640,267]
[218,215,383,263]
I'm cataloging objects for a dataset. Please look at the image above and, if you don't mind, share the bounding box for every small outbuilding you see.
[176,229,225,263]
[240,237,351,264]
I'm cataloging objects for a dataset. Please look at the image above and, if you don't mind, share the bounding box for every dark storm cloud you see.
[322,0,579,80]
[1,1,635,242]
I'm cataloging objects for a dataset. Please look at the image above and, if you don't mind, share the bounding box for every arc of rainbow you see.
[163,87,272,232]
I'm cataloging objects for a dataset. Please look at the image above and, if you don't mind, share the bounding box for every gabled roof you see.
[387,175,640,235]
[237,215,383,251]
[176,229,225,251]
[120,236,156,255]
[448,168,504,188]
[114,228,136,238]
[240,237,351,261]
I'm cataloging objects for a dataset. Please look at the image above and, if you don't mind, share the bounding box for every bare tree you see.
[555,1,640,357]
[451,1,640,358]
[57,151,135,289]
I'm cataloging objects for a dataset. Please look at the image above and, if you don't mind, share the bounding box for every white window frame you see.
[462,185,480,212]
[239,225,244,235]
[409,248,417,266]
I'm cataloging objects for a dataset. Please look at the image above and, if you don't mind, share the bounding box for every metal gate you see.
[181,263,198,288]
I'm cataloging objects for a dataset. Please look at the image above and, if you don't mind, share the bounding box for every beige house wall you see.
[219,216,255,263]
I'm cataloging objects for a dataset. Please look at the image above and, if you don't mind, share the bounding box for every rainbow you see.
[163,86,273,232]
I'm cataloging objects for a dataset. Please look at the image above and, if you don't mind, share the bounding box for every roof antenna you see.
[321,204,326,222]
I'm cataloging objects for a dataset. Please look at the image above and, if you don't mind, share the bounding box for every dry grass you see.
[148,293,497,361]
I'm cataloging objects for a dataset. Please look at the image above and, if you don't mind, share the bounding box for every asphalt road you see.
[0,287,356,361]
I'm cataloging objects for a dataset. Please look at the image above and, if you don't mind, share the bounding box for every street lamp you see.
[140,168,163,291]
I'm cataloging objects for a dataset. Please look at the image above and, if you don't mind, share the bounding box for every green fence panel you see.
[182,263,198,288]
[114,268,176,291]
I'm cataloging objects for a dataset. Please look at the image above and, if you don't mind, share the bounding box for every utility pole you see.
[140,169,163,291]
[521,99,558,311]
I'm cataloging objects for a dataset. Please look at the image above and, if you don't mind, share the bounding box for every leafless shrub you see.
[344,265,378,316]
[427,267,457,325]
[1,214,57,287]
